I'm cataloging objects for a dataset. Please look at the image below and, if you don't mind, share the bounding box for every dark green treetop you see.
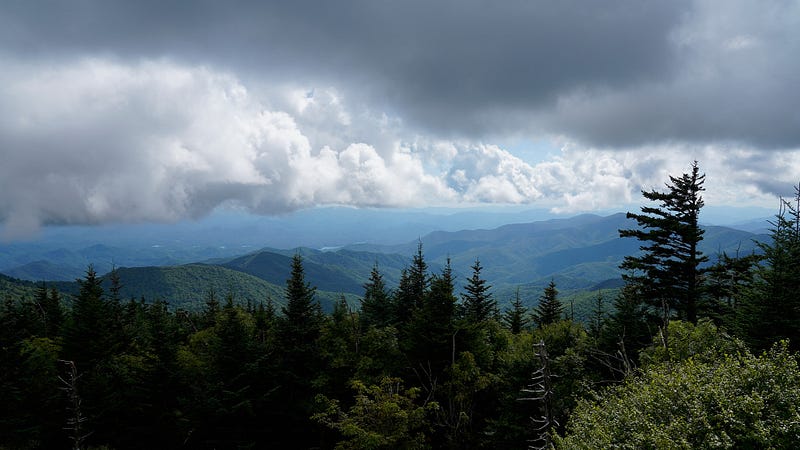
[533,280,562,328]
[620,161,707,323]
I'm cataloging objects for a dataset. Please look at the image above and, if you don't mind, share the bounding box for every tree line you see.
[2,161,800,448]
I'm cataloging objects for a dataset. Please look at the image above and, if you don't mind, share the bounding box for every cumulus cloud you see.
[1,1,799,238]
[0,59,561,236]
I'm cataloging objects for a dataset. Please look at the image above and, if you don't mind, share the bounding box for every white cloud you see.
[3,55,798,239]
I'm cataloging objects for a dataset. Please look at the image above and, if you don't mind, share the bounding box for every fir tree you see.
[62,265,113,368]
[533,280,563,328]
[276,254,325,446]
[620,161,707,323]
[360,263,393,329]
[589,291,607,340]
[393,242,430,329]
[462,258,496,324]
[279,254,323,358]
[740,185,800,350]
[405,259,457,381]
[502,287,529,334]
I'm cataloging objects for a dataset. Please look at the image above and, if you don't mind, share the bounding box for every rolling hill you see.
[1,213,768,314]
[48,264,358,312]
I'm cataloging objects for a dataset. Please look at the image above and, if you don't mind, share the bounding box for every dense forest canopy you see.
[3,164,800,449]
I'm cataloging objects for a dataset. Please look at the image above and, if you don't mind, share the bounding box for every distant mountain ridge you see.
[1,213,767,312]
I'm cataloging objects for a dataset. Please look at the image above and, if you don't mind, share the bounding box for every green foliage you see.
[462,258,496,324]
[533,280,563,327]
[360,263,393,329]
[557,342,800,449]
[620,161,707,323]
[314,377,437,450]
[404,260,457,379]
[739,185,800,351]
[501,287,529,334]
[639,319,748,368]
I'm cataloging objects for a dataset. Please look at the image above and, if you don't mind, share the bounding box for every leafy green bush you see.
[556,342,800,449]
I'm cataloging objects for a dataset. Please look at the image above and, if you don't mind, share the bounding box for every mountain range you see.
[0,212,769,314]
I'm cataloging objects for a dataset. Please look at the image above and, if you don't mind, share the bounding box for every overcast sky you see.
[1,0,798,238]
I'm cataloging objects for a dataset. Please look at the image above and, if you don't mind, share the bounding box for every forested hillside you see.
[2,165,800,449]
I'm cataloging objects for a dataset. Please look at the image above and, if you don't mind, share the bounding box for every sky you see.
[1,0,798,239]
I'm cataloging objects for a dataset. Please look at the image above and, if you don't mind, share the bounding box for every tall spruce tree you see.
[276,254,325,445]
[279,254,323,362]
[533,280,563,327]
[502,287,529,334]
[360,263,393,329]
[62,265,114,368]
[740,185,800,350]
[393,242,430,328]
[462,258,496,324]
[619,161,707,323]
[405,259,457,380]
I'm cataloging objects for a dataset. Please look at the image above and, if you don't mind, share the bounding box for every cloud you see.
[0,59,556,234]
[0,0,690,139]
[544,0,800,149]
[1,1,799,238]
[5,1,797,150]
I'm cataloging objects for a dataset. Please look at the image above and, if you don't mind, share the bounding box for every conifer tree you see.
[619,161,707,323]
[202,287,220,328]
[405,259,457,381]
[462,258,496,324]
[393,242,430,328]
[532,280,562,328]
[360,263,393,329]
[740,185,800,350]
[279,254,323,359]
[62,265,113,368]
[602,283,652,365]
[502,287,529,334]
[276,254,325,445]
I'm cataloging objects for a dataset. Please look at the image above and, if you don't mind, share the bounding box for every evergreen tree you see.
[62,265,113,368]
[589,291,607,340]
[33,282,63,338]
[276,254,324,444]
[740,185,800,350]
[360,263,393,329]
[405,259,457,384]
[202,286,220,328]
[533,280,562,328]
[620,161,707,323]
[254,296,277,347]
[462,258,496,324]
[393,242,430,333]
[602,283,653,368]
[502,288,529,334]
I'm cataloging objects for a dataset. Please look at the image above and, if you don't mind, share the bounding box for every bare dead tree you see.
[58,360,91,450]
[518,339,557,450]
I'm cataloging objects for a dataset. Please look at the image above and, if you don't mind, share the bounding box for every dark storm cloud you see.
[1,0,798,237]
[0,0,689,137]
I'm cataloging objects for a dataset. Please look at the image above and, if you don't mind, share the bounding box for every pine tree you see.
[393,242,430,329]
[589,291,607,340]
[275,254,325,445]
[620,161,707,323]
[279,254,323,358]
[62,265,113,368]
[360,263,393,329]
[532,280,563,328]
[740,185,800,350]
[202,287,220,328]
[602,283,652,364]
[405,259,457,381]
[462,258,496,324]
[502,287,529,334]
